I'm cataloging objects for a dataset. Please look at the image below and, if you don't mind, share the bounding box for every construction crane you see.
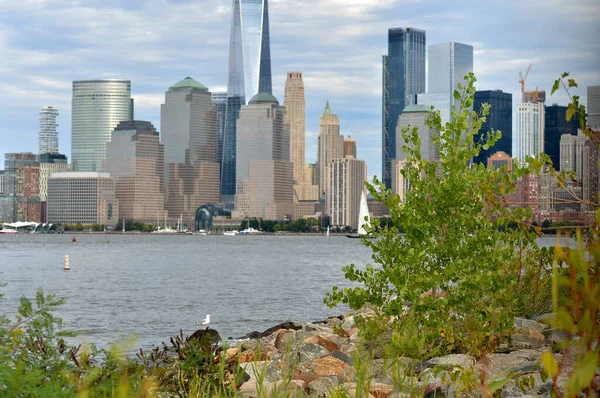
[519,64,533,96]
[518,64,545,103]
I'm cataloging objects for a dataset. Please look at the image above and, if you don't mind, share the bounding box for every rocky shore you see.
[193,308,595,397]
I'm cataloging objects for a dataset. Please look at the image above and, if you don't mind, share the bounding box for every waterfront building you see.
[102,121,166,224]
[39,153,69,222]
[545,104,579,170]
[0,153,41,223]
[560,130,587,180]
[0,170,5,196]
[71,80,133,172]
[161,77,220,224]
[583,130,600,211]
[473,90,512,164]
[396,105,439,162]
[487,151,513,172]
[222,0,273,197]
[47,172,119,227]
[234,93,293,221]
[39,106,59,154]
[588,86,600,129]
[326,157,367,229]
[514,102,545,163]
[417,42,474,126]
[317,101,344,196]
[212,91,228,171]
[382,27,426,189]
[344,136,357,159]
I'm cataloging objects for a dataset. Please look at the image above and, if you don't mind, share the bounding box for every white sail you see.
[357,190,370,236]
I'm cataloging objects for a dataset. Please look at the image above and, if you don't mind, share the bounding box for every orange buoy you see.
[72,236,76,243]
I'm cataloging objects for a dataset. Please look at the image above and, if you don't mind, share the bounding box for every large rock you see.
[274,329,297,349]
[306,376,339,397]
[244,321,303,339]
[306,322,335,333]
[424,354,476,369]
[238,379,305,398]
[293,342,330,364]
[340,382,376,398]
[297,355,355,382]
[514,318,548,333]
[303,335,340,352]
[189,328,221,350]
[476,350,539,379]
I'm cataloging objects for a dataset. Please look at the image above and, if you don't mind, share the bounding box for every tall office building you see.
[588,86,600,128]
[222,0,273,196]
[559,131,587,179]
[545,104,579,170]
[396,105,439,162]
[382,27,426,189]
[284,72,306,184]
[234,93,293,221]
[326,157,367,229]
[583,130,600,211]
[102,121,166,224]
[47,172,119,227]
[161,77,220,226]
[71,80,133,172]
[514,103,545,163]
[418,42,474,126]
[473,90,512,164]
[0,153,41,223]
[344,136,357,158]
[212,91,228,171]
[0,170,5,196]
[317,102,344,196]
[39,106,59,154]
[487,151,513,172]
[39,153,69,222]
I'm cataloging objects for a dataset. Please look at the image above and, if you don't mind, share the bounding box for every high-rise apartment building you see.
[583,130,600,211]
[417,42,474,126]
[39,153,69,222]
[102,121,166,224]
[344,136,357,158]
[382,27,426,189]
[396,105,439,162]
[545,104,579,170]
[588,86,600,128]
[161,77,220,226]
[71,80,133,172]
[0,153,41,223]
[39,106,59,154]
[222,0,273,196]
[514,103,545,163]
[326,157,367,229]
[317,102,344,196]
[47,172,119,227]
[212,91,228,171]
[473,90,512,164]
[560,131,587,180]
[284,72,306,184]
[234,93,293,221]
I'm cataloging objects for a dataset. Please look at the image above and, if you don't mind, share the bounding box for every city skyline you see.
[0,0,599,181]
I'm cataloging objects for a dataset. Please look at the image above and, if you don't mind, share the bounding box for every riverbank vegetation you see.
[1,73,597,396]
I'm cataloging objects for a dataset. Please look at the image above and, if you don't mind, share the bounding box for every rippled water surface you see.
[0,234,372,350]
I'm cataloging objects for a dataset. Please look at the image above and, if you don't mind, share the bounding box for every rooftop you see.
[248,92,279,105]
[403,104,432,113]
[169,77,208,91]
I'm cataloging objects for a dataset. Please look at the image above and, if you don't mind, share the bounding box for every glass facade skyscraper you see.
[39,106,59,154]
[545,104,579,170]
[212,92,228,173]
[71,80,132,172]
[382,27,426,189]
[473,90,512,165]
[221,0,272,196]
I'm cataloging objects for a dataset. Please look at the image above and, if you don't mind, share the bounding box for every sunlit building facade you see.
[326,157,367,229]
[317,101,344,196]
[514,103,545,163]
[382,27,426,189]
[39,106,59,154]
[222,0,273,196]
[396,105,439,162]
[0,153,41,223]
[71,80,133,172]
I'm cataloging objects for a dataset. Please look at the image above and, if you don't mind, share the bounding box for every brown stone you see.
[274,329,296,349]
[225,347,240,362]
[297,355,354,382]
[303,335,340,352]
[239,350,269,363]
[369,382,394,398]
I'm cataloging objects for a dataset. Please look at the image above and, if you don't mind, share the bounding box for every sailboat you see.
[347,190,370,239]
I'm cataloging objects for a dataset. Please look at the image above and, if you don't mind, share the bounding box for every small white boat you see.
[195,230,209,236]
[240,227,260,235]
[223,230,237,236]
[0,229,18,235]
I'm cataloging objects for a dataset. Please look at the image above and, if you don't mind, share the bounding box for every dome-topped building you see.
[249,92,279,105]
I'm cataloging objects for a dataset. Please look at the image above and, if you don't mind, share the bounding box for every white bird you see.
[196,314,211,326]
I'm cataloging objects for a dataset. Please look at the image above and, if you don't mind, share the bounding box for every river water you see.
[0,234,372,351]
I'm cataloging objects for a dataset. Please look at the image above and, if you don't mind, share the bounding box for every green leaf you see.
[488,377,512,393]
[541,351,559,380]
[551,79,560,95]
[567,79,578,88]
[561,72,570,78]
[568,351,599,392]
[453,90,461,101]
[566,104,577,122]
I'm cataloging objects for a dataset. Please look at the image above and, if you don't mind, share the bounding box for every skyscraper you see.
[418,42,474,125]
[0,153,41,222]
[344,136,357,159]
[222,0,272,196]
[588,86,600,128]
[161,77,220,226]
[102,121,166,224]
[396,105,439,162]
[327,157,367,229]
[545,104,579,170]
[39,106,59,154]
[317,101,344,196]
[473,90,512,164]
[284,72,306,184]
[382,27,426,189]
[212,91,228,171]
[514,103,545,163]
[559,131,587,179]
[71,80,133,172]
[234,93,293,221]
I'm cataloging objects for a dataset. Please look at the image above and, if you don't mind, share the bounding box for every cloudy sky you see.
[1,0,599,179]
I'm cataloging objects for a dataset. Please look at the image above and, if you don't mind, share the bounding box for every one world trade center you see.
[221,0,272,197]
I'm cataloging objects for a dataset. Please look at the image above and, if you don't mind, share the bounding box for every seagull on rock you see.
[196,314,211,329]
